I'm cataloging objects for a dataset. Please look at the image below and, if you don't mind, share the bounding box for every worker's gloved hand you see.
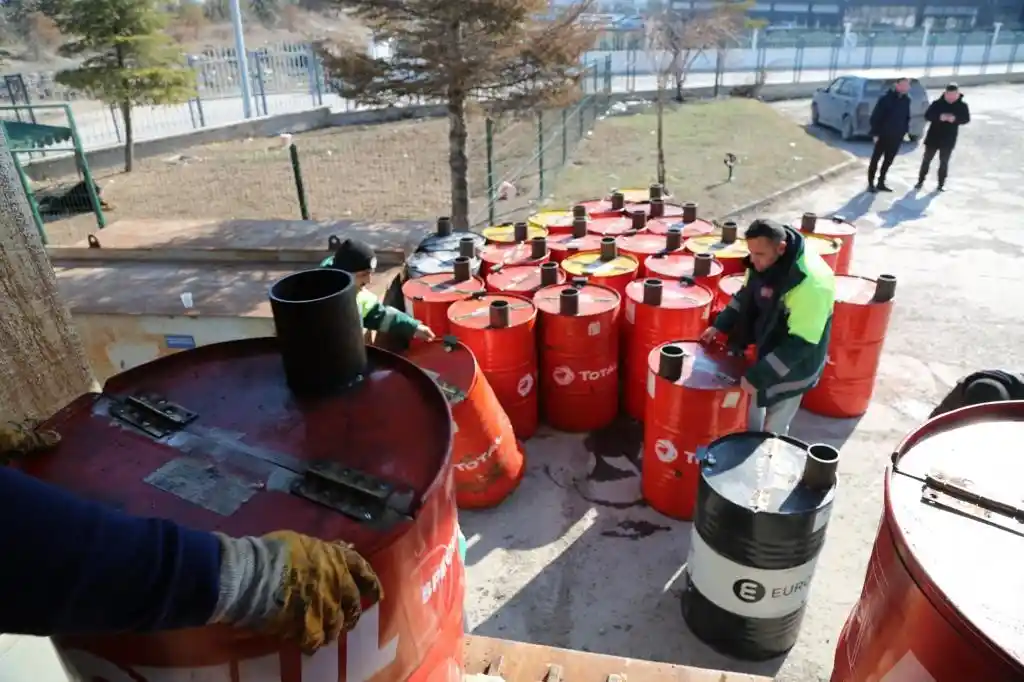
[0,420,61,464]
[211,531,383,654]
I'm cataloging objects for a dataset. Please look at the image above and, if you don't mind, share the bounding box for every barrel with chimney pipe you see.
[681,432,840,661]
[479,237,550,277]
[27,267,465,682]
[616,227,685,278]
[407,234,484,279]
[560,238,640,303]
[646,202,714,238]
[797,212,856,275]
[402,257,486,339]
[417,216,487,254]
[546,217,603,264]
[684,222,750,276]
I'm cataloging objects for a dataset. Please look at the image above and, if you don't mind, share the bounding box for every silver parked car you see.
[811,76,929,141]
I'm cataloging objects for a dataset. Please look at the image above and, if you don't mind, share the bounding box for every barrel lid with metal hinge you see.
[19,338,453,549]
[487,264,565,294]
[547,233,603,254]
[617,232,681,257]
[479,242,546,268]
[405,250,482,278]
[561,251,639,277]
[804,233,842,259]
[645,253,725,280]
[534,282,620,317]
[684,234,750,261]
[625,279,713,310]
[481,223,548,244]
[447,293,536,330]
[402,270,485,303]
[528,210,574,232]
[586,215,634,237]
[887,400,1024,668]
[647,217,716,238]
[646,341,746,391]
[416,231,486,254]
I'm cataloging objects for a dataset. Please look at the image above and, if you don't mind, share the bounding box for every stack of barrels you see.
[390,187,895,515]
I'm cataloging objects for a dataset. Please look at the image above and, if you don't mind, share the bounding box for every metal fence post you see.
[307,44,324,106]
[604,55,612,95]
[561,108,568,165]
[537,111,545,200]
[289,143,311,220]
[254,53,269,116]
[485,118,496,226]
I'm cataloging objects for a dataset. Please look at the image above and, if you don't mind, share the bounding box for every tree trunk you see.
[655,79,666,187]
[447,94,470,231]
[0,126,94,423]
[121,102,134,173]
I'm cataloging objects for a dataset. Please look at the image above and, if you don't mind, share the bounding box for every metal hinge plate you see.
[109,393,198,439]
[291,461,415,526]
[921,470,1024,538]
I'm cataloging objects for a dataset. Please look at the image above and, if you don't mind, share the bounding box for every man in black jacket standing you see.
[867,77,912,193]
[916,83,970,191]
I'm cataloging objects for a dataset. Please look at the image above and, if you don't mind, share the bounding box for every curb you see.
[720,157,863,221]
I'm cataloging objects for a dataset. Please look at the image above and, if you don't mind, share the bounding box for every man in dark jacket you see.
[929,370,1024,418]
[867,77,912,193]
[700,220,836,435]
[916,83,970,192]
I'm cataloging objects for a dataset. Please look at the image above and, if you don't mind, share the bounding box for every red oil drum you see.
[645,203,715,238]
[684,224,749,276]
[643,341,749,520]
[830,400,1024,682]
[406,339,526,509]
[622,279,714,421]
[481,221,547,245]
[402,258,485,337]
[528,210,575,234]
[645,252,724,292]
[547,219,603,265]
[616,229,684,277]
[625,201,686,219]
[805,233,844,272]
[576,193,628,218]
[618,185,671,204]
[799,212,857,275]
[588,213,640,237]
[534,282,621,432]
[479,237,550,277]
[802,275,896,419]
[33,271,464,682]
[713,273,746,316]
[486,262,565,295]
[447,294,538,440]
[560,239,641,303]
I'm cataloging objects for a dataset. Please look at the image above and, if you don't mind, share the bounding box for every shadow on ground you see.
[876,188,941,228]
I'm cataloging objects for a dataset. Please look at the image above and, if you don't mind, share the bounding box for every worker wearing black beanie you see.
[321,238,435,346]
[930,369,1024,418]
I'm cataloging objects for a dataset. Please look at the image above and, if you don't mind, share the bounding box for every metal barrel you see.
[684,233,750,276]
[682,432,839,661]
[403,270,487,339]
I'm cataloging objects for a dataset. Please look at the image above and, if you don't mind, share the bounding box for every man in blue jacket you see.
[700,220,836,435]
[0,427,381,655]
[867,77,912,193]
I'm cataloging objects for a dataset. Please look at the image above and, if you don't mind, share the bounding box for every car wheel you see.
[840,117,855,141]
[811,103,820,126]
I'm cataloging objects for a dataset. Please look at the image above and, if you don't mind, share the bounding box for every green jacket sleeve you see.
[745,276,833,390]
[358,289,421,342]
[712,271,749,335]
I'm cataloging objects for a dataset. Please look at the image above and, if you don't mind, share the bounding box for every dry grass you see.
[41,113,540,245]
[545,97,851,218]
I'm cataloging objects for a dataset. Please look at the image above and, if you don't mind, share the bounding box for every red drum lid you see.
[403,272,485,303]
[534,283,620,317]
[625,279,713,309]
[447,294,536,329]
[834,275,881,305]
[486,265,564,293]
[719,274,746,298]
[889,401,1024,667]
[617,232,678,256]
[19,341,453,554]
[646,341,746,390]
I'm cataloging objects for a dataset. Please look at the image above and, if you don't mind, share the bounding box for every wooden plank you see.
[47,217,435,268]
[463,635,773,682]
[54,262,403,317]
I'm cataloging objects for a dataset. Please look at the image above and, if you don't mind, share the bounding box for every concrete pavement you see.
[459,82,1024,681]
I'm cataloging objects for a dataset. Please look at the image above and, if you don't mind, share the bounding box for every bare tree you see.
[644,2,745,185]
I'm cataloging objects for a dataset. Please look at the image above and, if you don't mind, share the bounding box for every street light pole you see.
[229,0,254,119]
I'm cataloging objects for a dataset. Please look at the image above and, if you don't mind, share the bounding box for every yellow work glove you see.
[211,530,383,654]
[0,420,61,464]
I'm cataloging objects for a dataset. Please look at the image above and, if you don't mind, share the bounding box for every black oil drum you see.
[681,432,839,661]
[406,250,482,279]
[416,216,487,254]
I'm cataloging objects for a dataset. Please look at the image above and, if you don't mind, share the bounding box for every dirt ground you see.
[545,98,851,218]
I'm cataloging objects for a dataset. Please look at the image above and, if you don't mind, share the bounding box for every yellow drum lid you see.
[482,223,548,243]
[685,234,749,260]
[528,211,574,230]
[805,233,842,256]
[562,252,639,277]
[616,188,673,203]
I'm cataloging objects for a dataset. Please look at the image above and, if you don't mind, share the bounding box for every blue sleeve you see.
[0,466,222,635]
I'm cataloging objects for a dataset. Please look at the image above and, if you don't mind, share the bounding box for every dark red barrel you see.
[534,282,621,432]
[643,341,749,520]
[479,238,550,277]
[447,294,538,440]
[402,258,486,337]
[802,275,896,418]
[486,262,566,295]
[799,212,857,275]
[713,273,746,316]
[622,279,713,422]
[830,401,1024,682]
[645,252,724,291]
[560,239,641,303]
[616,230,684,277]
[29,269,464,682]
[406,339,526,509]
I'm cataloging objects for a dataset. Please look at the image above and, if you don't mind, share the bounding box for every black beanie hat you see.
[326,238,377,273]
[963,377,1011,405]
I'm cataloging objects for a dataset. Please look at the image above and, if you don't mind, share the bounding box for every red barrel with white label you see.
[534,282,621,432]
[479,237,550,277]
[685,223,749,276]
[560,239,641,303]
[802,275,896,419]
[402,258,485,338]
[643,342,749,520]
[447,294,538,440]
[622,279,713,422]
[617,229,684,277]
[30,268,464,682]
[406,339,526,509]
[830,400,1024,682]
[486,262,566,295]
[645,252,724,292]
[799,213,856,275]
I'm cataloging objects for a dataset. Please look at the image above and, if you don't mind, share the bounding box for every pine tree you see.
[318,0,596,230]
[49,0,196,172]
[0,126,94,422]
